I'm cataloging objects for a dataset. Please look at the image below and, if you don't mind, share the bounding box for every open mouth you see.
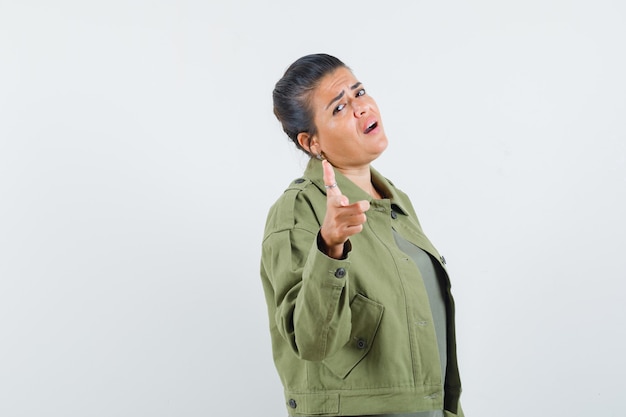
[364,121,378,134]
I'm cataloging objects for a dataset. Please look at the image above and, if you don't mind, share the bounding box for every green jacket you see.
[260,158,463,417]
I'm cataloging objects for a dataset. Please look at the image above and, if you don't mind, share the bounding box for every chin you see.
[370,144,388,161]
[375,135,389,153]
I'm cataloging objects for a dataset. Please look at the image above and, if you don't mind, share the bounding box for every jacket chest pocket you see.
[322,294,384,379]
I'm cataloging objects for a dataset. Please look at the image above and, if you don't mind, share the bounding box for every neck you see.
[336,164,381,199]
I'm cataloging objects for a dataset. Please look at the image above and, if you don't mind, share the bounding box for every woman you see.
[260,53,464,417]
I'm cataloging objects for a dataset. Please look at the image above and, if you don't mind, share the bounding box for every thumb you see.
[322,159,343,198]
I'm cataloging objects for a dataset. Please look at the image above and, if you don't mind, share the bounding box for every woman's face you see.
[305,67,388,170]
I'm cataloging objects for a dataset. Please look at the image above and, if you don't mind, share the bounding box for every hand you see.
[320,160,370,259]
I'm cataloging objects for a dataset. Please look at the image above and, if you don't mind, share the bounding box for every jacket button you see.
[294,178,305,184]
[390,210,398,219]
[334,267,346,278]
[288,399,297,409]
[356,338,367,349]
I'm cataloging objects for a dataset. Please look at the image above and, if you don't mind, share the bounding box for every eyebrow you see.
[325,82,363,110]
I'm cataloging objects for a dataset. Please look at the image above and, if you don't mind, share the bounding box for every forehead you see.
[313,67,359,99]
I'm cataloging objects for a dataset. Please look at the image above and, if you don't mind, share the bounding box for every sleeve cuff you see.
[316,230,352,260]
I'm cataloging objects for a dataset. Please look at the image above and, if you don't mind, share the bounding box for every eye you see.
[356,88,366,97]
[333,103,346,115]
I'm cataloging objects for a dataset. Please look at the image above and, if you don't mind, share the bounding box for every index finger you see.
[322,159,342,197]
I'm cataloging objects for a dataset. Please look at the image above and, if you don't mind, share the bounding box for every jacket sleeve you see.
[261,193,354,361]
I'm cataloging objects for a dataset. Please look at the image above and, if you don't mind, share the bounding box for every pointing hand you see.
[320,160,370,259]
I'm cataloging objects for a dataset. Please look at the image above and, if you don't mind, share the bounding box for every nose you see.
[353,101,367,118]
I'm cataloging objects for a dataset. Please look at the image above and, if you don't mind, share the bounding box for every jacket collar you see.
[303,158,410,216]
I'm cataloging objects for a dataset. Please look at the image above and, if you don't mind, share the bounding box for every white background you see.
[1,1,625,416]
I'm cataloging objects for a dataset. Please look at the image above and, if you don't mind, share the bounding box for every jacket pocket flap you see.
[322,294,384,379]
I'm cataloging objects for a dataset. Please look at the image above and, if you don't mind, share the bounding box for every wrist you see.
[317,230,350,259]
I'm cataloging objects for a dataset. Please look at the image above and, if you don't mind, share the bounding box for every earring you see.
[316,153,323,160]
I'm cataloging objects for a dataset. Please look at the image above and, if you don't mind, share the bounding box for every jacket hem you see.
[284,386,461,416]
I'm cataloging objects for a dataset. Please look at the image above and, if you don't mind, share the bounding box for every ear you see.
[297,132,320,156]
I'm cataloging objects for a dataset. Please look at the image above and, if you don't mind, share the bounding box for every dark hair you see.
[272,53,348,155]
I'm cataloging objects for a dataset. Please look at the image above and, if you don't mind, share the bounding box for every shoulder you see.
[263,176,325,237]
